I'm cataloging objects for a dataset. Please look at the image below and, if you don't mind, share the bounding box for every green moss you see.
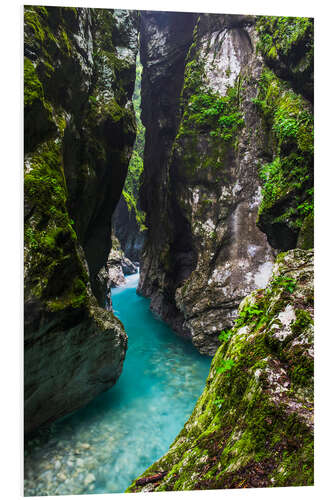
[24,7,48,43]
[290,309,313,335]
[24,140,88,310]
[24,6,137,314]
[273,424,313,486]
[174,80,243,178]
[167,17,245,183]
[24,6,76,61]
[47,277,87,311]
[123,189,147,231]
[24,57,44,106]
[183,89,244,142]
[61,28,71,55]
[297,213,314,249]
[256,16,313,61]
[128,250,313,492]
[253,69,313,242]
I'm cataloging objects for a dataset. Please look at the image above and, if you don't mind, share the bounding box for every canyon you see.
[24,7,314,492]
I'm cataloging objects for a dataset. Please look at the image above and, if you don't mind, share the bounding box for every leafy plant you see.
[216,359,235,374]
[270,275,297,293]
[218,329,233,342]
[236,304,264,327]
[185,88,244,142]
[253,68,313,238]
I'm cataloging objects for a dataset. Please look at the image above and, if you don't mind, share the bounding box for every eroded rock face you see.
[137,11,199,336]
[112,195,145,261]
[24,6,138,433]
[98,236,138,309]
[138,13,276,354]
[128,249,314,491]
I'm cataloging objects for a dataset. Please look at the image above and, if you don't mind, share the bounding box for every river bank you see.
[24,273,211,496]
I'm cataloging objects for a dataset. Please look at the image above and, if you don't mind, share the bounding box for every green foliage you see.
[216,359,235,374]
[212,397,225,409]
[218,329,233,342]
[290,309,313,335]
[121,54,147,231]
[24,57,44,107]
[176,84,244,175]
[256,16,313,61]
[24,6,48,43]
[236,304,264,327]
[24,140,88,309]
[123,189,147,231]
[270,275,297,293]
[254,69,313,236]
[172,22,244,178]
[185,89,244,141]
[180,85,243,144]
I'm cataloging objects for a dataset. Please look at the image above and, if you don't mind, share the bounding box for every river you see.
[24,273,211,496]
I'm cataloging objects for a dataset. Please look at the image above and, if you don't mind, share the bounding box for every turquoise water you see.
[24,273,211,496]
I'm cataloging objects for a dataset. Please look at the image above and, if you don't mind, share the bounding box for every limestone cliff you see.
[24,6,138,433]
[128,249,314,491]
[100,236,138,310]
[138,13,313,355]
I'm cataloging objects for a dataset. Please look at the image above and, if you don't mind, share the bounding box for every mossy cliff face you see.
[112,55,146,261]
[128,249,314,492]
[112,195,145,261]
[254,17,314,250]
[24,6,138,434]
[138,13,313,355]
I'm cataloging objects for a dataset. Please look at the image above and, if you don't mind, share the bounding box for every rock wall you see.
[112,195,144,261]
[138,13,313,355]
[128,249,314,491]
[112,54,146,262]
[138,10,199,336]
[24,6,138,433]
[100,236,138,310]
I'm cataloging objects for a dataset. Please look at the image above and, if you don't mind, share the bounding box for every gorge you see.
[24,6,314,495]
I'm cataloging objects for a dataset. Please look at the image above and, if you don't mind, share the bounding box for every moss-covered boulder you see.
[128,249,314,491]
[24,6,138,434]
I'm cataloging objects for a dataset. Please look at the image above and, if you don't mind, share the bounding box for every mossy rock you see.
[127,249,314,492]
[254,69,313,249]
[297,213,314,250]
[256,16,314,102]
[24,6,137,434]
[24,57,56,153]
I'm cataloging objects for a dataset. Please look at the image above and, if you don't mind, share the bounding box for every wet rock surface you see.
[105,237,138,289]
[138,13,276,354]
[24,6,138,433]
[113,195,145,262]
[128,249,314,492]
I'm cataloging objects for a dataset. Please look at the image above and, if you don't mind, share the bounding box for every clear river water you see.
[24,273,211,496]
